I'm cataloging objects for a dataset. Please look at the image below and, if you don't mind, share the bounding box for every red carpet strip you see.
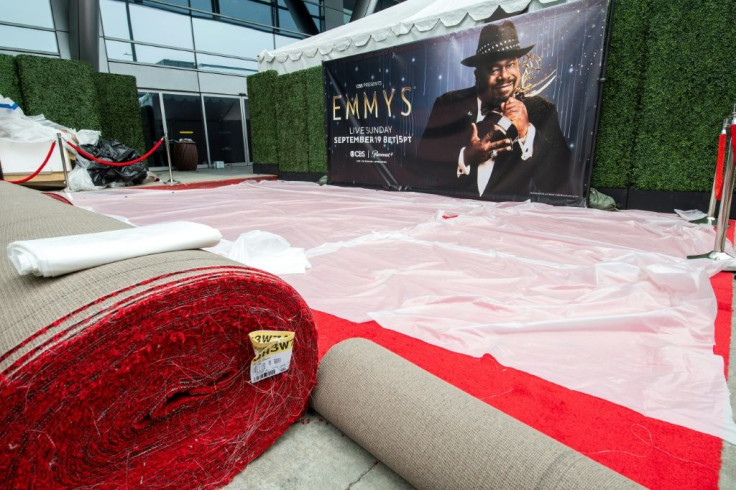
[313,269,732,489]
[141,175,277,191]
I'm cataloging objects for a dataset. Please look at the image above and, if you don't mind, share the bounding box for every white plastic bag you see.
[66,165,106,192]
[76,129,101,146]
[208,230,311,275]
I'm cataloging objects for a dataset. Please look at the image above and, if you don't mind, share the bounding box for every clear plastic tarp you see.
[64,180,736,443]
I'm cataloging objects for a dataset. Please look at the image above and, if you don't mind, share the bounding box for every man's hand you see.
[502,96,530,138]
[463,122,512,167]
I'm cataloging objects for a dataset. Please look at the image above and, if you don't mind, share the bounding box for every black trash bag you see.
[80,138,148,187]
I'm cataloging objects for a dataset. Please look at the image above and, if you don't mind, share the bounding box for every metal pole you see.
[57,133,70,189]
[707,118,730,223]
[691,105,736,268]
[163,133,178,185]
[714,110,736,253]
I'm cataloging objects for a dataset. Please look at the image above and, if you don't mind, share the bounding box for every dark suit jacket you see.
[415,87,574,203]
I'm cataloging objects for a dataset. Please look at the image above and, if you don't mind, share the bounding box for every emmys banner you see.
[324,0,609,206]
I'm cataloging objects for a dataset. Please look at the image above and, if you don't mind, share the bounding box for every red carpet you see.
[313,269,732,489]
[0,266,318,488]
[141,175,276,191]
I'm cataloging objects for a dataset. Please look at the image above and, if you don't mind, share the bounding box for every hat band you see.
[477,39,521,56]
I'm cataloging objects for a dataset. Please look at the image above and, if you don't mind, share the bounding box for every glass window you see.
[274,1,319,33]
[196,53,258,74]
[100,0,131,39]
[305,2,321,17]
[105,40,135,62]
[278,0,319,17]
[193,17,274,59]
[129,3,194,50]
[138,92,166,167]
[0,25,58,53]
[204,96,246,163]
[190,0,215,18]
[136,44,195,67]
[140,0,189,15]
[219,0,273,26]
[162,93,207,166]
[2,0,54,28]
[277,8,298,34]
[274,34,299,49]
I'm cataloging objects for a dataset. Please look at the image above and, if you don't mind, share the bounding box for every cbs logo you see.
[350,150,366,158]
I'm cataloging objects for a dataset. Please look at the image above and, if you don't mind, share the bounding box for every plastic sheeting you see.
[64,180,736,443]
[7,221,222,277]
[209,230,311,275]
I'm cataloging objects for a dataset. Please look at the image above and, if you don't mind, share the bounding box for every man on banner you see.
[416,21,573,203]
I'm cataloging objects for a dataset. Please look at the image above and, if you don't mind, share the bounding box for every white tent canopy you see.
[257,0,575,74]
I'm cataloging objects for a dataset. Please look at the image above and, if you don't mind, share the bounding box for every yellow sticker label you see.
[249,330,295,383]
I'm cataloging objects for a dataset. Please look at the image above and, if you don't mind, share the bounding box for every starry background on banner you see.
[324,0,608,191]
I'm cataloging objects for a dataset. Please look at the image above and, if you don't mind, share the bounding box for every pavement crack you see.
[347,461,380,489]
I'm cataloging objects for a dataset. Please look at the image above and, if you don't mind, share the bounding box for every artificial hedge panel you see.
[0,54,23,109]
[93,72,145,154]
[247,71,279,165]
[15,55,101,132]
[628,0,736,192]
[305,65,327,173]
[275,70,309,172]
[590,0,652,189]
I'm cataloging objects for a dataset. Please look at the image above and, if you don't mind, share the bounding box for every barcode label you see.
[249,330,295,383]
[252,369,277,382]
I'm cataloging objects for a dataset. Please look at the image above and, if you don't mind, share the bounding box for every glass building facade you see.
[0,0,400,169]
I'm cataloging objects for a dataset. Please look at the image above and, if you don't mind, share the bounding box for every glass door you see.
[138,92,166,167]
[162,93,207,167]
[203,96,246,165]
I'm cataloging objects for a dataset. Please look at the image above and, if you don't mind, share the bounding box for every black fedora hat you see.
[461,21,535,67]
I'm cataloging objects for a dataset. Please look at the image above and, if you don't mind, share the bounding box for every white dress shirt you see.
[457,98,536,196]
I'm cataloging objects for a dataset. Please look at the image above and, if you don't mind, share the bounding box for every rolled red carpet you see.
[0,182,317,488]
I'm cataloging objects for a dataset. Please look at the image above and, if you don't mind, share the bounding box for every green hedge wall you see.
[591,0,652,189]
[594,0,736,192]
[15,55,101,132]
[93,72,145,154]
[0,53,23,109]
[275,70,309,172]
[247,70,279,164]
[306,65,327,173]
[627,0,736,192]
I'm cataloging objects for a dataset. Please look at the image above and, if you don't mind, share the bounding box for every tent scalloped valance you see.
[257,0,575,73]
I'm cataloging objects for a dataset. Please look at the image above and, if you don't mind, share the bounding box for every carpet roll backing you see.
[312,339,642,490]
[0,182,318,488]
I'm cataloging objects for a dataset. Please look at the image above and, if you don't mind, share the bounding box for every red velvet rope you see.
[3,141,57,184]
[66,138,164,167]
[715,132,727,200]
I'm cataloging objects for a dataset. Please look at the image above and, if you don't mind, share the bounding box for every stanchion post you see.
[163,133,178,185]
[713,108,736,253]
[57,133,70,189]
[707,118,730,223]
